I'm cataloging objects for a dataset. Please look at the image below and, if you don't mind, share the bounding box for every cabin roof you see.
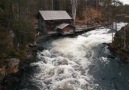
[39,11,72,20]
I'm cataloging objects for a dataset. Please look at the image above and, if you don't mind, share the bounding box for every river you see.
[19,23,129,90]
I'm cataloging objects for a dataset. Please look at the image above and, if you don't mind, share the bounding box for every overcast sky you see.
[119,0,129,4]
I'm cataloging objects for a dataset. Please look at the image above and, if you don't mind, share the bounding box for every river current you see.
[20,23,129,90]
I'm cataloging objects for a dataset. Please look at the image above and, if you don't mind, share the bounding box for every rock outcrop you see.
[0,43,45,90]
[112,24,129,62]
[0,58,20,90]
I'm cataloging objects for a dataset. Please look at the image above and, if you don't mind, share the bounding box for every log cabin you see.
[38,10,75,35]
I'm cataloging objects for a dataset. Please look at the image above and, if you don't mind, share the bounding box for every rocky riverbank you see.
[0,58,20,90]
[0,44,45,90]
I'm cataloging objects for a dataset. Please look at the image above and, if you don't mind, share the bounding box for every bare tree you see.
[71,0,78,25]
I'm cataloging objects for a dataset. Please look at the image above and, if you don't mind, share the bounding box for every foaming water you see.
[20,23,129,90]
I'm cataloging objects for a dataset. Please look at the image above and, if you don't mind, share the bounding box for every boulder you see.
[112,24,129,62]
[7,58,20,67]
[0,58,20,75]
[113,24,129,51]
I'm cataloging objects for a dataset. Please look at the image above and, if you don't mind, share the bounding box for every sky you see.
[119,0,129,4]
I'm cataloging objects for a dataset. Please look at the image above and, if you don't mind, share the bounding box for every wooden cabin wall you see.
[45,19,73,32]
[46,20,71,31]
[46,21,55,31]
[38,14,74,35]
[38,15,47,34]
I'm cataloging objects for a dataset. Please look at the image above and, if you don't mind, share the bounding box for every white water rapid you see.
[20,23,129,90]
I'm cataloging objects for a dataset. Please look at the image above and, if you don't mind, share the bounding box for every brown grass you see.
[76,7,104,25]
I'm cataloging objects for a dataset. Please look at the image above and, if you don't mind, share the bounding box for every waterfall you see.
[19,23,129,90]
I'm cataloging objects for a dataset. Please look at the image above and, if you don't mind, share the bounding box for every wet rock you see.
[0,58,20,76]
[112,24,129,62]
[7,58,20,68]
[0,58,21,90]
[37,45,45,51]
[113,24,129,51]
[32,45,45,52]
[60,59,68,65]
[6,58,20,74]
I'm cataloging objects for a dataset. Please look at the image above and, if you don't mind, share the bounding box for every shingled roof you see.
[39,11,72,20]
